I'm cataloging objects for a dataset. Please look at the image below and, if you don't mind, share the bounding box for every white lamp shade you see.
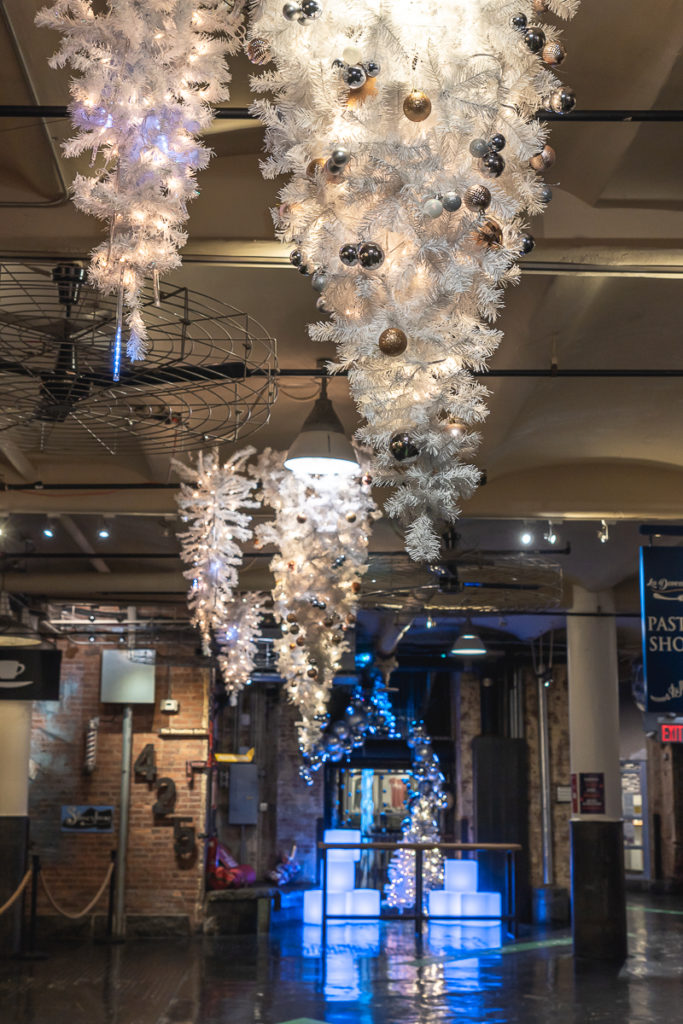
[444,859,479,893]
[450,631,487,656]
[428,890,462,917]
[325,860,355,892]
[284,383,359,477]
[324,828,361,861]
[461,891,502,919]
[345,888,380,917]
[303,889,349,925]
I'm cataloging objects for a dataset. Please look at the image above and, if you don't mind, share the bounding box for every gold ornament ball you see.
[297,514,307,523]
[286,612,298,623]
[289,642,297,650]
[246,37,271,65]
[529,144,556,171]
[474,217,503,248]
[307,668,318,679]
[464,184,492,211]
[532,0,549,12]
[351,581,361,594]
[323,616,335,628]
[403,90,432,122]
[542,41,567,66]
[345,511,357,523]
[296,636,306,647]
[306,157,326,179]
[379,327,408,356]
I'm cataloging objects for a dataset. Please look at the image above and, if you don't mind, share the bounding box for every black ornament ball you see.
[298,263,309,275]
[519,233,535,255]
[512,13,527,31]
[289,248,302,267]
[343,64,367,89]
[389,432,420,463]
[330,145,350,166]
[540,184,553,203]
[464,184,492,211]
[489,133,506,152]
[300,0,322,18]
[550,86,577,114]
[482,152,505,177]
[357,242,384,269]
[339,243,359,266]
[524,27,546,53]
[441,191,462,212]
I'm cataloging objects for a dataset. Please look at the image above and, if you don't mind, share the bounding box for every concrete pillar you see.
[0,702,32,954]
[567,586,627,963]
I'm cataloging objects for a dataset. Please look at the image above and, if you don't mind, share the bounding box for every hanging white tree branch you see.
[173,447,258,665]
[216,592,264,705]
[36,0,245,365]
[253,448,379,782]
[248,0,581,560]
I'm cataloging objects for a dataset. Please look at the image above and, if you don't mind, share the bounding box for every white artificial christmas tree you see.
[174,448,260,699]
[248,0,581,559]
[36,0,245,364]
[254,448,378,779]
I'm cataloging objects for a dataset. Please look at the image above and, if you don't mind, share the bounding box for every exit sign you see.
[660,722,683,743]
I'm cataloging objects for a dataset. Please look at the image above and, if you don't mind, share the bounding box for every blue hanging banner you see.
[640,546,683,712]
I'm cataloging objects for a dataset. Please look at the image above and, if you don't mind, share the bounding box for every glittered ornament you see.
[542,41,567,66]
[474,217,503,248]
[300,0,322,19]
[490,134,506,152]
[519,233,535,255]
[482,152,505,177]
[550,86,576,114]
[441,191,462,212]
[529,144,556,171]
[464,185,492,211]
[469,138,490,158]
[339,243,359,266]
[343,65,367,89]
[282,3,301,21]
[422,197,444,218]
[403,90,432,122]
[524,27,546,53]
[306,157,326,179]
[379,327,408,356]
[246,38,271,65]
[389,432,420,463]
[357,242,384,269]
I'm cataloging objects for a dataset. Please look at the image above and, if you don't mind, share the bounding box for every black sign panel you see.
[0,648,61,701]
[640,546,683,713]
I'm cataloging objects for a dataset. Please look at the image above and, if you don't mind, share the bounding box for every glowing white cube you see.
[303,888,348,925]
[428,889,462,917]
[460,891,502,919]
[325,859,355,892]
[345,888,380,917]
[324,828,361,861]
[444,859,479,893]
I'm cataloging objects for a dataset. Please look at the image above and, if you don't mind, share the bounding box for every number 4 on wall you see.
[134,743,157,783]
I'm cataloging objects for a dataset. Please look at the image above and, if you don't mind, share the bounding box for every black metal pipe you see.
[1,104,681,122]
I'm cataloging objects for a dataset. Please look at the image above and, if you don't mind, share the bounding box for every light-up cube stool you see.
[460,891,502,919]
[444,859,479,893]
[428,889,462,917]
[324,828,361,861]
[345,888,380,917]
[325,859,355,892]
[303,888,348,925]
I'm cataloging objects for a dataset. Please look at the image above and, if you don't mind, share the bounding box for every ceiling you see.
[0,0,682,645]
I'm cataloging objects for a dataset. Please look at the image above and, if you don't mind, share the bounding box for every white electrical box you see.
[100,649,156,704]
[160,698,179,714]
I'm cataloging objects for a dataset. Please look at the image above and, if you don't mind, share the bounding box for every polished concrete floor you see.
[1,895,682,1023]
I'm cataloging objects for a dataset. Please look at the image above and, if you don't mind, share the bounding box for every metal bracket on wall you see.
[186,759,209,787]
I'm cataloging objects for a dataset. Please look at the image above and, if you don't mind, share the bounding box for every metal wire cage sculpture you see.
[0,261,277,456]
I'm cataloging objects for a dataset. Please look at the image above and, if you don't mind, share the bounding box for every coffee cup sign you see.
[0,660,25,681]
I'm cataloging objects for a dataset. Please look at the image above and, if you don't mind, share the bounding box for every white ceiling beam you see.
[58,514,111,574]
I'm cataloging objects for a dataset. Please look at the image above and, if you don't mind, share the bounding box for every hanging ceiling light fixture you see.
[450,623,487,657]
[284,377,359,477]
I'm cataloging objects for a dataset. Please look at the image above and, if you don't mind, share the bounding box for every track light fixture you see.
[42,520,55,539]
[520,525,533,546]
[544,521,558,545]
[96,518,112,540]
[598,520,609,544]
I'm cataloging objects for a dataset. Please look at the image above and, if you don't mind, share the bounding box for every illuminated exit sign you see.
[660,722,683,743]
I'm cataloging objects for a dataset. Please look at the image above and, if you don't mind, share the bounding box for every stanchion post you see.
[107,850,117,938]
[28,854,40,955]
[414,846,424,937]
[321,848,328,948]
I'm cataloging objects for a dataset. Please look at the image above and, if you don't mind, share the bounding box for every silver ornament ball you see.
[422,197,444,219]
[311,270,327,292]
[442,191,462,212]
[282,2,301,20]
[330,145,350,166]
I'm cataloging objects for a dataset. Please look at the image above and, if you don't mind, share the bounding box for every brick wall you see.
[275,698,323,882]
[29,642,209,930]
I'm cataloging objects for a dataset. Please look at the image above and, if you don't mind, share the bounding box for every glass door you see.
[620,759,649,879]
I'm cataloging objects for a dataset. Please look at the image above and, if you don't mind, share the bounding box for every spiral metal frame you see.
[0,261,277,455]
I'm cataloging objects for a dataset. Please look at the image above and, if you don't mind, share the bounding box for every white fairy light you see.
[249,0,581,560]
[36,0,245,364]
[254,448,379,782]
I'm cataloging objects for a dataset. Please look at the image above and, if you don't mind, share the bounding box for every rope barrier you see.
[0,868,32,917]
[40,862,114,920]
